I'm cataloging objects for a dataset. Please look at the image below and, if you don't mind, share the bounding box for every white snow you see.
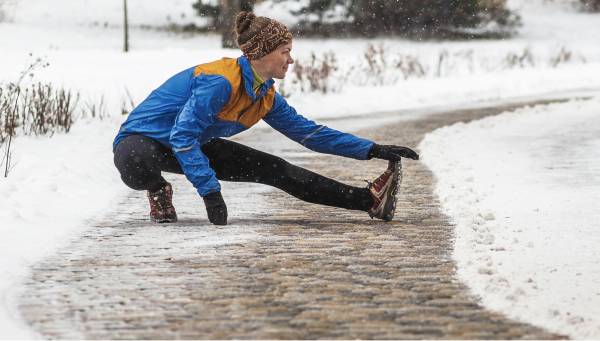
[420,97,600,338]
[0,119,126,338]
[4,0,206,27]
[1,0,600,338]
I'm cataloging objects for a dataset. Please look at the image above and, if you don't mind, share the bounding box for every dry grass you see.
[0,82,76,143]
[0,56,111,176]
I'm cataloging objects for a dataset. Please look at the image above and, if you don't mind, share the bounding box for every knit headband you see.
[236,12,293,60]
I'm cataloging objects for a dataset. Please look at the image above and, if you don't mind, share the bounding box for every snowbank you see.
[420,97,600,338]
[0,118,125,338]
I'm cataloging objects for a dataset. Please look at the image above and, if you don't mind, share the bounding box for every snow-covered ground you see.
[0,119,126,337]
[1,0,599,338]
[420,98,600,338]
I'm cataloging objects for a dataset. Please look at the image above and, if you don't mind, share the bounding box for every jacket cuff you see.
[366,142,378,160]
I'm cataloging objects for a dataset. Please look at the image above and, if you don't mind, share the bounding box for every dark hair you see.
[235,11,270,48]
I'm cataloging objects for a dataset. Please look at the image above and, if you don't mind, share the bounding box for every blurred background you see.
[1,0,599,122]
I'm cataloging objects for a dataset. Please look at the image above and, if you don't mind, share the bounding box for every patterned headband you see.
[239,20,293,60]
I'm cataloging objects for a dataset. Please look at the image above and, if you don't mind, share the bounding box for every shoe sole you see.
[151,216,178,223]
[381,160,402,222]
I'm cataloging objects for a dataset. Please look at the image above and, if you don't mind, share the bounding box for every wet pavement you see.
[19,99,568,339]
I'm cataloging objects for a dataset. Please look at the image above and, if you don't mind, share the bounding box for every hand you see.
[368,144,419,161]
[203,191,228,225]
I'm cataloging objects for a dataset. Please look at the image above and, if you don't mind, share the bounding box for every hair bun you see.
[235,11,256,35]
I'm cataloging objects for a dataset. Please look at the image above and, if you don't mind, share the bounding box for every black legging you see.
[113,134,373,211]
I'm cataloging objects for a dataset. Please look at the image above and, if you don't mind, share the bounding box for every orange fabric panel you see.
[237,88,276,127]
[193,58,276,128]
[193,58,241,87]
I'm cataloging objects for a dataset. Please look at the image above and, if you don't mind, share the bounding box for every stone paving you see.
[19,100,569,339]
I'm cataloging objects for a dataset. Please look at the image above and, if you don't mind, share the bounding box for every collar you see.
[237,55,275,101]
[251,65,265,91]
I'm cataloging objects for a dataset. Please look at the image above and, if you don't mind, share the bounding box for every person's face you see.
[259,41,294,79]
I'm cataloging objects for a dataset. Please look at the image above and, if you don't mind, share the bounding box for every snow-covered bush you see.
[284,0,521,38]
[278,44,587,96]
[192,0,219,29]
[580,0,600,11]
[191,0,253,30]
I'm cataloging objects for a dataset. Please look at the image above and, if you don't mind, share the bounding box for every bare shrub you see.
[0,84,20,144]
[0,85,19,177]
[364,44,388,85]
[121,87,136,115]
[0,55,132,176]
[396,55,426,79]
[435,49,478,77]
[292,52,338,94]
[504,48,535,68]
[1,55,113,142]
[361,44,427,84]
[280,44,588,97]
[0,141,17,177]
[0,78,111,176]
[437,50,450,77]
[1,81,77,139]
[550,47,572,67]
[82,95,108,120]
[19,82,76,136]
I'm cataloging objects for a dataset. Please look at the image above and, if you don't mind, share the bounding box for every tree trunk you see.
[219,0,254,49]
[123,0,129,52]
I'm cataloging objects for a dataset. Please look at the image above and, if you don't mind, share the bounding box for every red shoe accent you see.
[368,160,401,221]
[147,182,178,223]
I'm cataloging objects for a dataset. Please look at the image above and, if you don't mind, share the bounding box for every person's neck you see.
[249,60,271,81]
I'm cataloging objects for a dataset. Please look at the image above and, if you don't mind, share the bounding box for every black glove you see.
[368,144,419,161]
[203,191,228,225]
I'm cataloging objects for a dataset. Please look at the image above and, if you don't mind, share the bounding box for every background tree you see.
[193,0,253,48]
[295,0,518,38]
[123,0,129,52]
[350,0,497,37]
[580,0,600,11]
[193,0,518,41]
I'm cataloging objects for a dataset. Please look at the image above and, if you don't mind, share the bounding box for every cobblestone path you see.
[20,100,568,339]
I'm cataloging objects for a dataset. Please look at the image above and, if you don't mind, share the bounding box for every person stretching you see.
[112,12,419,225]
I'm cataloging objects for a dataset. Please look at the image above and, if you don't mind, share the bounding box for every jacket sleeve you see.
[263,93,375,160]
[169,75,231,197]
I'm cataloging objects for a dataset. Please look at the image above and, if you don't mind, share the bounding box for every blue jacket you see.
[113,56,374,196]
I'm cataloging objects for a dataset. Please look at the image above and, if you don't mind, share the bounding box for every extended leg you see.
[201,138,374,211]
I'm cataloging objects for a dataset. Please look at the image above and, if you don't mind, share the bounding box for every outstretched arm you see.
[263,93,374,159]
[263,93,419,161]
